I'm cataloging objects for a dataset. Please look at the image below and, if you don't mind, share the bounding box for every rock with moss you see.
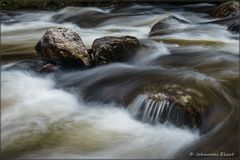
[35,28,91,67]
[210,1,239,18]
[139,84,208,129]
[91,36,140,65]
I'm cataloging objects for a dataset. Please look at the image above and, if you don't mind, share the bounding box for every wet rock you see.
[210,1,239,18]
[141,84,208,129]
[91,36,140,65]
[149,15,190,36]
[181,3,216,14]
[0,11,19,24]
[0,12,9,20]
[206,1,240,33]
[228,20,240,32]
[52,9,109,28]
[35,28,91,67]
[3,60,53,72]
[52,8,147,28]
[37,63,57,73]
[138,81,233,135]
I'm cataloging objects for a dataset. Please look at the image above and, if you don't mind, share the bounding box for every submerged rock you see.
[210,1,239,18]
[52,9,108,28]
[35,28,91,67]
[3,59,59,73]
[149,15,190,36]
[91,36,140,65]
[0,12,18,24]
[37,63,57,73]
[228,20,240,32]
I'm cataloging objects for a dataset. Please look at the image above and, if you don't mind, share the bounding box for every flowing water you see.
[1,3,239,159]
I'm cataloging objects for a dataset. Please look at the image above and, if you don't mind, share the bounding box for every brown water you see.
[1,3,239,159]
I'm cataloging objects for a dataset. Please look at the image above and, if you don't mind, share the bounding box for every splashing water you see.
[1,70,199,159]
[1,3,239,159]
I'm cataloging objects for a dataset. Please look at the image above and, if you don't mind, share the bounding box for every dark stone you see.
[3,59,53,72]
[149,15,190,36]
[142,84,208,129]
[210,1,240,18]
[91,36,140,65]
[52,8,147,28]
[52,9,109,28]
[37,63,56,73]
[35,28,91,67]
[0,12,19,24]
[181,3,216,14]
[228,20,240,32]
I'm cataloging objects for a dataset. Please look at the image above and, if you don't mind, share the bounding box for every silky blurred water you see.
[1,3,239,159]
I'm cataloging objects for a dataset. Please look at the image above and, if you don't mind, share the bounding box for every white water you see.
[2,6,239,54]
[1,4,238,159]
[1,70,199,159]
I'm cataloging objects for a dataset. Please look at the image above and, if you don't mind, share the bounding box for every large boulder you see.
[210,1,239,18]
[91,36,140,65]
[35,28,91,67]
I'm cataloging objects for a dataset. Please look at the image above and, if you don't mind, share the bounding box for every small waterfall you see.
[128,94,197,128]
[1,70,199,159]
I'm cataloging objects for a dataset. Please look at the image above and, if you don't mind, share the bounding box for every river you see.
[1,3,239,159]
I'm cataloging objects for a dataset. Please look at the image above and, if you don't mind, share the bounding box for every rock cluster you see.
[149,1,239,37]
[35,28,140,68]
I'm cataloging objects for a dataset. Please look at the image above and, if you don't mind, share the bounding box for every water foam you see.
[1,69,199,159]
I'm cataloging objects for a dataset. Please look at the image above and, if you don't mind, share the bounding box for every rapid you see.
[1,3,239,159]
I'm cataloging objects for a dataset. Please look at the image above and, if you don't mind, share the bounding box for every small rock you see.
[210,1,239,18]
[35,28,91,67]
[228,20,240,32]
[149,15,190,36]
[37,63,56,73]
[91,36,140,65]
